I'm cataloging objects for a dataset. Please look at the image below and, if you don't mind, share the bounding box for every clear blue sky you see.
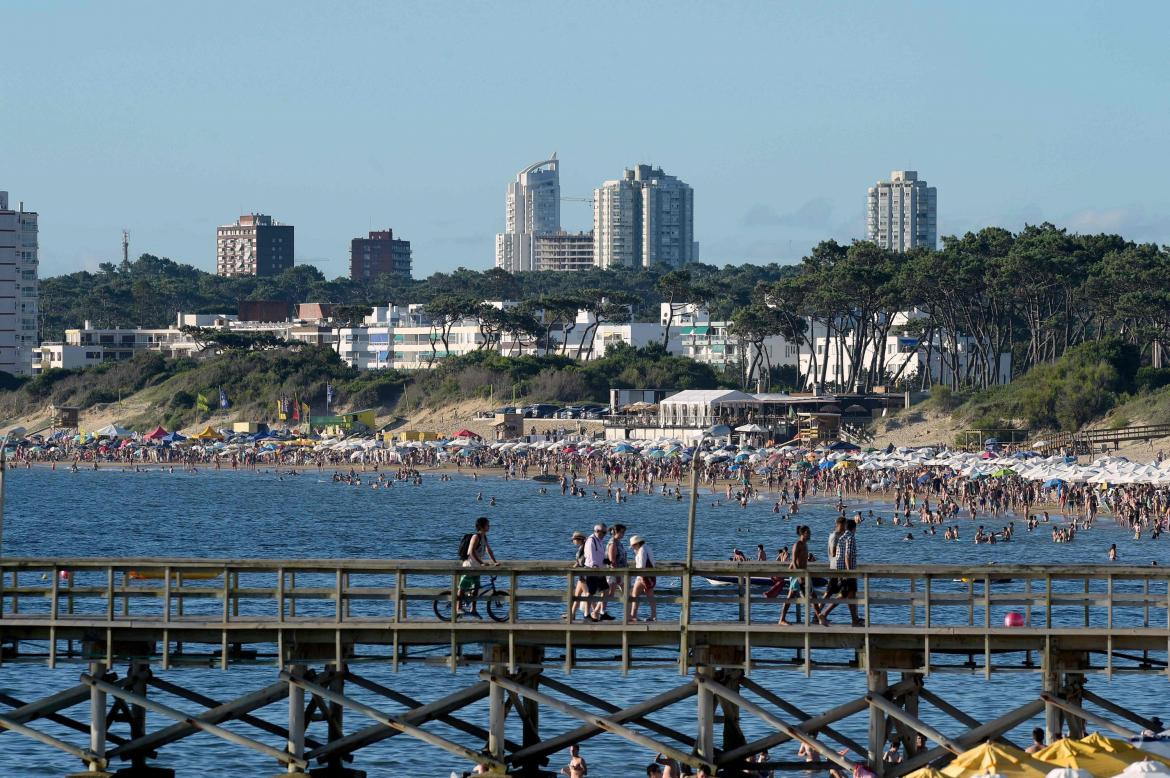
[4,1,1169,278]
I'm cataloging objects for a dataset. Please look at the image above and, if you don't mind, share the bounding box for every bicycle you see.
[433,575,511,622]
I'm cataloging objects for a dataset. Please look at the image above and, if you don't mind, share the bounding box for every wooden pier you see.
[0,558,1166,776]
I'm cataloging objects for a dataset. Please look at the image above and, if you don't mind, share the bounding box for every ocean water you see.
[1,466,1167,777]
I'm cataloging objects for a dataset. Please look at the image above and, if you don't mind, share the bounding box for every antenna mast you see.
[122,229,130,266]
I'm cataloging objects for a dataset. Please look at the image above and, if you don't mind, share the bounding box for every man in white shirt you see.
[583,524,612,621]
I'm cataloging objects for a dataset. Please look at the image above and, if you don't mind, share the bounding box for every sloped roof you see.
[660,390,761,405]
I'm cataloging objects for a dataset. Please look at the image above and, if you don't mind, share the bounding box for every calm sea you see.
[2,467,1167,777]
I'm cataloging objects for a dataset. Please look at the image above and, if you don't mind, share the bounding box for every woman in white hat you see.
[628,535,656,622]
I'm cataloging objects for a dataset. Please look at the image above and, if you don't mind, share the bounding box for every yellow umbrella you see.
[1035,739,1131,775]
[940,742,1053,778]
[905,768,950,778]
[1080,734,1170,769]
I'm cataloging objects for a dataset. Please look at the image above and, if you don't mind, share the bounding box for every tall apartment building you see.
[350,229,412,280]
[866,170,937,251]
[216,213,294,277]
[594,164,695,269]
[495,156,562,273]
[0,191,38,375]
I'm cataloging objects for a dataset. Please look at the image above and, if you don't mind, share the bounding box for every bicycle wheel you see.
[486,590,511,622]
[433,591,455,622]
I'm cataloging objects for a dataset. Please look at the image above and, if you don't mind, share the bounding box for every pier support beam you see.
[1062,674,1086,739]
[868,670,888,776]
[66,661,113,778]
[108,662,173,778]
[284,664,309,778]
[695,667,716,767]
[310,664,365,778]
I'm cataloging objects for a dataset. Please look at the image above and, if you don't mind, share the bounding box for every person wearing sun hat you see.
[628,534,657,622]
[583,523,611,621]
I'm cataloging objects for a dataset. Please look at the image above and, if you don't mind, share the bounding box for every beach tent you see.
[735,423,766,433]
[161,431,186,444]
[1035,739,1131,775]
[940,742,1052,778]
[452,429,481,439]
[193,426,222,440]
[143,425,168,441]
[96,424,133,439]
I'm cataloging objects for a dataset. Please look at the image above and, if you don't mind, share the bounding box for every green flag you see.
[196,393,210,413]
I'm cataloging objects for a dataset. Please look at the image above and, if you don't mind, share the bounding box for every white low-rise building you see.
[661,303,798,383]
[799,309,1012,390]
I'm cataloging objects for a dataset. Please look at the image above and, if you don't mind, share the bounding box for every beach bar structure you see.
[606,390,905,444]
[0,558,1166,776]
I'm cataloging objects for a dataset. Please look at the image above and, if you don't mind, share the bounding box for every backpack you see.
[458,533,475,561]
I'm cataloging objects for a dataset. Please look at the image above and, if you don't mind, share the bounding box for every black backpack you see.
[458,532,475,560]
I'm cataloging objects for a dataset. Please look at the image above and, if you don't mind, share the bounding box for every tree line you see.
[726,224,1170,393]
[37,223,1170,395]
[39,254,793,340]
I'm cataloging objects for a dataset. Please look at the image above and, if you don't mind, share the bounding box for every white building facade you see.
[495,156,565,273]
[0,191,39,374]
[798,310,1011,391]
[594,165,695,269]
[661,303,798,383]
[866,170,937,251]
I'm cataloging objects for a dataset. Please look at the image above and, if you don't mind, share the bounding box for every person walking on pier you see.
[628,534,656,622]
[606,524,628,600]
[821,518,864,626]
[778,525,819,625]
[584,523,612,621]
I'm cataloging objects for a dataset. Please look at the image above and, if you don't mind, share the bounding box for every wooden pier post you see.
[72,660,112,777]
[868,670,888,777]
[1042,649,1062,744]
[488,676,506,765]
[316,663,365,778]
[284,664,309,778]
[1063,673,1086,739]
[695,665,716,768]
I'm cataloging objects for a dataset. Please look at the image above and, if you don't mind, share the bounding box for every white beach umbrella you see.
[1111,761,1170,778]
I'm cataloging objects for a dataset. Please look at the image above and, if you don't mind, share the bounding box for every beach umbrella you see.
[940,742,1052,778]
[905,769,950,778]
[1045,770,1092,778]
[992,468,1016,477]
[1111,762,1170,778]
[1083,734,1170,767]
[1035,739,1131,775]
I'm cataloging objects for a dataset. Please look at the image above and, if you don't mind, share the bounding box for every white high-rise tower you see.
[0,191,38,375]
[593,164,695,269]
[495,156,562,272]
[866,170,937,251]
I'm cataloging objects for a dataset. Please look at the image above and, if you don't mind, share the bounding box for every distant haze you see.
[4,1,1169,277]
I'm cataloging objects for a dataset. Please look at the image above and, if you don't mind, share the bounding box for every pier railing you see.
[0,558,1166,674]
